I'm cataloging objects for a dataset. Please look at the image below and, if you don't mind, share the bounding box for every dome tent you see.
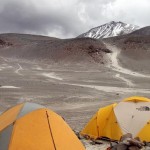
[81,96,150,142]
[0,102,85,150]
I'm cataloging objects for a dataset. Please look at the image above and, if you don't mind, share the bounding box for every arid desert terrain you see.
[0,31,150,149]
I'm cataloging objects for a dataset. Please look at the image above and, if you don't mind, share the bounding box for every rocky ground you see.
[0,33,150,149]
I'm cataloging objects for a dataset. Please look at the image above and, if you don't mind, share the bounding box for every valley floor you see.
[0,47,150,149]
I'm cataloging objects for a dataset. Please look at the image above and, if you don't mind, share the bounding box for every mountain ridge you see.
[0,33,109,64]
[78,21,140,39]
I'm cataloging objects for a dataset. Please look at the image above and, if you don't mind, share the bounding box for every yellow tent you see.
[81,96,150,142]
[0,102,85,150]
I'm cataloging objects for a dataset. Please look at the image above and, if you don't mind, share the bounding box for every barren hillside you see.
[105,26,150,74]
[0,33,110,64]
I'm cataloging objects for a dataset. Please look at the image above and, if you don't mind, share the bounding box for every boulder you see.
[128,139,144,148]
[128,146,140,150]
[110,143,128,150]
[120,133,133,142]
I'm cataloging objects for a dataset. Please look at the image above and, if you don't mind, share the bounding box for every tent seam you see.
[46,110,57,150]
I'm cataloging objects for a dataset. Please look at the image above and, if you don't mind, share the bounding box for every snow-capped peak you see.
[78,21,140,39]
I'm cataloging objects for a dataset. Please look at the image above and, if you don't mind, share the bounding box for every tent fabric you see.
[81,96,150,142]
[0,103,24,131]
[81,103,122,140]
[0,103,85,150]
[81,113,99,139]
[123,96,150,102]
[114,101,150,137]
[99,104,122,140]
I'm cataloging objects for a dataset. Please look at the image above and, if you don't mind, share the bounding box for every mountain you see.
[78,21,140,39]
[130,26,150,36]
[0,33,109,64]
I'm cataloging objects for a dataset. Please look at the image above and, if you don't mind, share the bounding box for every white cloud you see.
[0,0,149,38]
[101,0,150,26]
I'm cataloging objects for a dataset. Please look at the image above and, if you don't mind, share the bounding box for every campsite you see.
[1,97,150,149]
[0,103,85,150]
[81,97,150,150]
[0,0,150,149]
[0,32,150,149]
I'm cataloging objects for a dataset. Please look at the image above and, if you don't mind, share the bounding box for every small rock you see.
[120,133,133,142]
[134,137,141,142]
[101,48,112,53]
[144,142,150,147]
[110,142,118,147]
[128,146,140,150]
[122,138,131,145]
[116,143,128,150]
[92,139,103,145]
[110,143,128,150]
[145,146,150,150]
[128,139,144,148]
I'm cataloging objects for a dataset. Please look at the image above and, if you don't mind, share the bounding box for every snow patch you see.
[64,83,150,94]
[42,72,63,80]
[0,86,20,89]
[36,67,43,70]
[79,21,140,39]
[15,64,23,75]
[115,74,134,87]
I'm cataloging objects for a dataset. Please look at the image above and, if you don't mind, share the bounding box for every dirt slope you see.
[0,33,109,64]
[105,27,150,74]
